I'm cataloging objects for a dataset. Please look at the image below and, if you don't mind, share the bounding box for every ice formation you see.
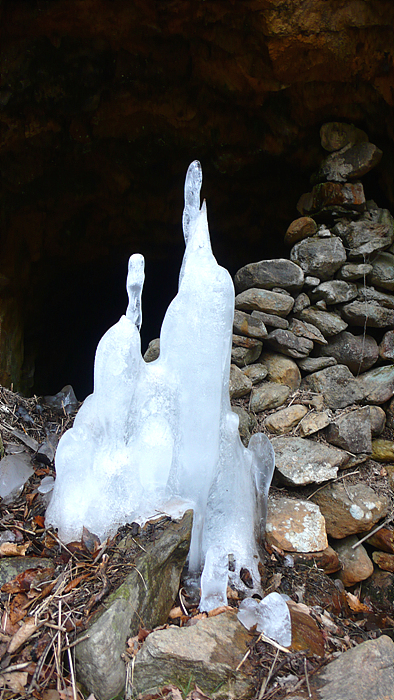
[237,592,292,647]
[46,161,275,605]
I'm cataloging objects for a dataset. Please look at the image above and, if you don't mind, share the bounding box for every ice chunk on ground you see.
[46,161,275,600]
[238,592,292,647]
[0,454,33,503]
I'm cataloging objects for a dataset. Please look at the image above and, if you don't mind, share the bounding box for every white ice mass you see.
[46,161,275,606]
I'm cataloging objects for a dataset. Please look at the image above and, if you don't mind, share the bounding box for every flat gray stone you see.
[341,301,394,328]
[231,335,263,367]
[312,634,394,700]
[301,365,364,409]
[235,288,294,317]
[379,330,394,360]
[297,307,348,336]
[311,280,357,305]
[368,251,394,291]
[76,512,193,700]
[144,338,160,363]
[250,383,290,413]
[297,356,337,373]
[356,364,394,404]
[232,406,256,445]
[265,328,313,359]
[337,263,373,280]
[333,216,393,258]
[357,285,394,309]
[131,612,254,699]
[292,292,311,313]
[325,407,372,454]
[233,309,268,339]
[313,142,382,183]
[288,318,327,345]
[251,309,289,329]
[234,258,304,293]
[271,436,348,486]
[369,406,386,436]
[316,330,379,374]
[241,363,268,384]
[290,236,347,280]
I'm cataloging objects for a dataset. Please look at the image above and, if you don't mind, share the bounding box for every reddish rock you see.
[297,182,366,216]
[312,483,389,538]
[287,602,325,657]
[320,122,368,152]
[333,535,374,587]
[372,551,394,573]
[366,527,394,554]
[291,546,341,575]
[284,217,317,246]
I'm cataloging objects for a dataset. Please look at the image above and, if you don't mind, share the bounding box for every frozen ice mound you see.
[0,453,34,504]
[237,592,292,647]
[45,161,275,601]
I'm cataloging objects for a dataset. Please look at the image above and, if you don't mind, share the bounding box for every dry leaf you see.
[82,526,101,554]
[169,606,183,619]
[207,605,232,617]
[2,566,54,594]
[345,591,370,613]
[8,616,38,654]
[9,593,30,624]
[187,687,212,700]
[64,572,90,593]
[0,670,28,692]
[0,541,30,557]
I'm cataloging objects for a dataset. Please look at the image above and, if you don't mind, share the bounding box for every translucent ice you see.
[0,453,33,504]
[45,161,275,599]
[238,592,292,647]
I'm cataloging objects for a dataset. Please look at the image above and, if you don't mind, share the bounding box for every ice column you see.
[46,161,275,603]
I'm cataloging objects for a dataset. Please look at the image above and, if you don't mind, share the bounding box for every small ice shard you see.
[44,385,79,414]
[38,476,55,494]
[46,161,275,601]
[0,454,33,503]
[238,592,292,647]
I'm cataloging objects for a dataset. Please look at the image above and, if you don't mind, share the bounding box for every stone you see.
[290,546,341,575]
[298,410,331,436]
[259,352,301,390]
[369,406,386,436]
[341,300,394,328]
[235,288,294,317]
[366,528,394,554]
[337,262,373,280]
[371,439,394,462]
[284,217,317,246]
[266,497,327,552]
[232,406,256,445]
[297,356,337,373]
[324,407,372,454]
[75,512,193,700]
[320,122,368,152]
[231,335,262,366]
[290,235,347,280]
[292,292,310,313]
[357,285,394,309]
[301,365,364,409]
[0,557,55,589]
[288,318,327,345]
[233,310,267,339]
[265,328,313,358]
[297,307,348,336]
[333,535,374,587]
[357,365,394,404]
[312,633,394,700]
[229,364,253,399]
[379,330,394,360]
[251,309,289,329]
[249,383,290,413]
[131,612,254,699]
[297,182,366,216]
[313,142,382,183]
[263,404,308,435]
[369,251,394,291]
[271,436,348,486]
[311,483,389,538]
[143,338,160,363]
[234,258,304,293]
[316,330,379,374]
[304,275,320,287]
[311,280,357,305]
[241,363,268,384]
[333,217,393,258]
[288,601,325,657]
[372,551,394,573]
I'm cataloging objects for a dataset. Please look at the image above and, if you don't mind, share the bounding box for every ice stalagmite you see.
[46,161,275,607]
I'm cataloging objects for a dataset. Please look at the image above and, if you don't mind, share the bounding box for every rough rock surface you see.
[266,497,328,552]
[333,535,374,587]
[324,407,373,454]
[234,259,304,293]
[131,612,254,698]
[271,437,348,486]
[312,484,388,538]
[75,512,193,700]
[302,364,364,409]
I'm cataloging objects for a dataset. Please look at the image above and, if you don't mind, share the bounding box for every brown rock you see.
[266,497,327,552]
[379,330,394,360]
[312,483,389,538]
[372,551,394,573]
[298,410,331,437]
[250,382,290,412]
[259,352,301,390]
[297,182,366,216]
[320,122,368,152]
[284,217,317,246]
[365,527,394,554]
[333,535,373,587]
[233,310,268,339]
[229,364,252,399]
[291,546,341,575]
[235,288,294,317]
[263,404,307,435]
[324,406,372,454]
[372,439,394,462]
[288,602,324,657]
